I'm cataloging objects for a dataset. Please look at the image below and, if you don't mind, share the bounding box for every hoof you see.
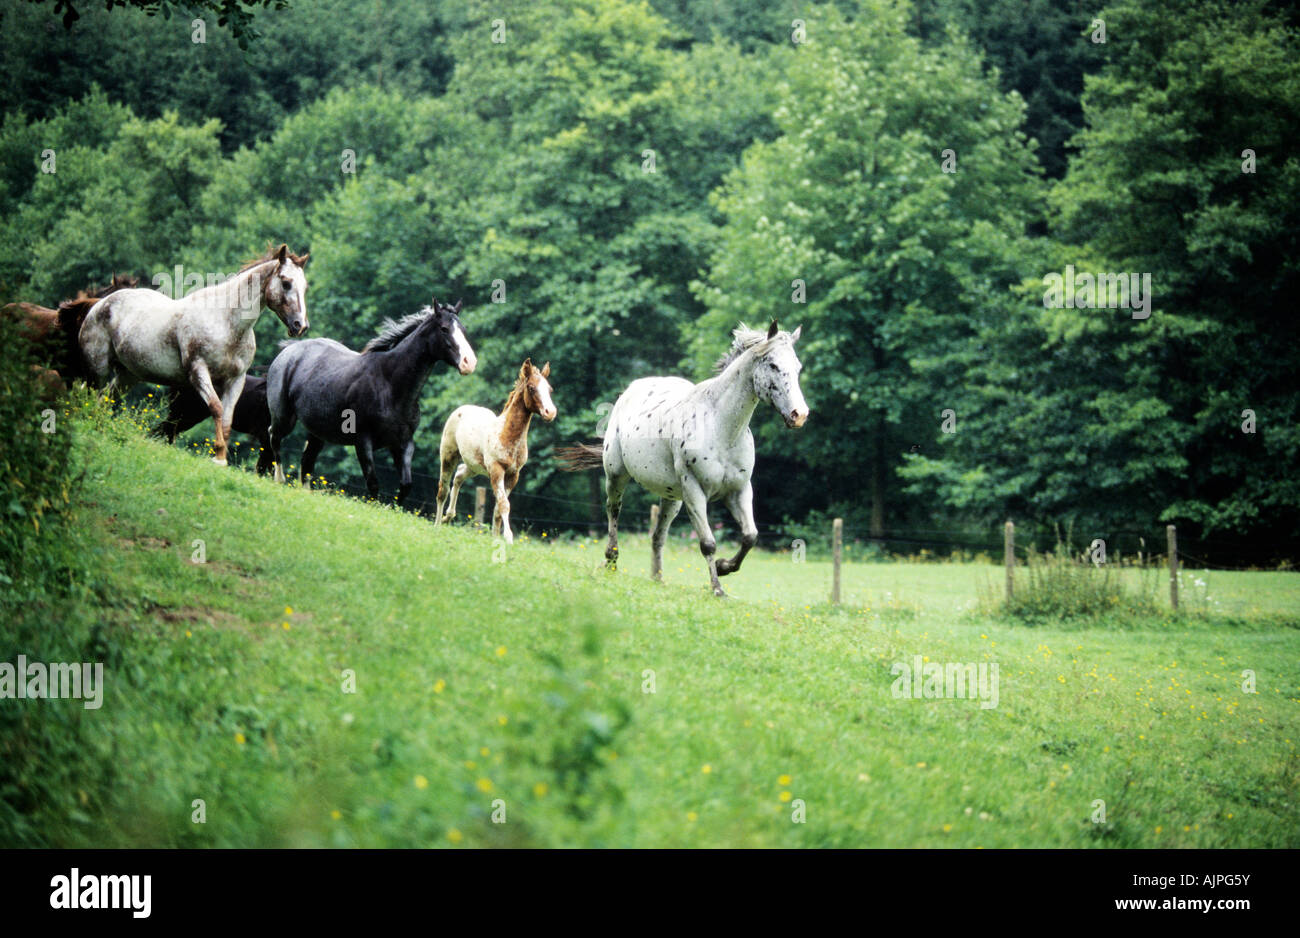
[712,585,727,598]
[212,457,228,466]
[651,571,663,583]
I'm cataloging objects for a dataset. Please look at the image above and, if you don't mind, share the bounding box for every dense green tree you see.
[1049,0,1300,546]
[691,1,1041,537]
[2,102,222,301]
[0,0,456,151]
[910,0,1105,178]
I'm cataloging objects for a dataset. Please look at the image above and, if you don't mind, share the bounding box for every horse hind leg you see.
[650,498,682,582]
[355,435,380,499]
[435,447,458,524]
[268,404,295,484]
[442,462,471,524]
[393,439,415,506]
[604,470,629,568]
[300,434,325,489]
[78,305,114,389]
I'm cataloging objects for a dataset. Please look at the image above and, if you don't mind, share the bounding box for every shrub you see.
[0,326,120,845]
[981,540,1163,624]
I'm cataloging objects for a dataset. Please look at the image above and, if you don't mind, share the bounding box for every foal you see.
[435,359,556,544]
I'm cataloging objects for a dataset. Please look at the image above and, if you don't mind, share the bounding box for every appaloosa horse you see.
[79,244,309,465]
[435,358,556,544]
[558,322,808,597]
[266,298,476,504]
[152,376,275,475]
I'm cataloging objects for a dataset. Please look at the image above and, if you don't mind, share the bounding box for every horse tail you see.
[555,442,604,472]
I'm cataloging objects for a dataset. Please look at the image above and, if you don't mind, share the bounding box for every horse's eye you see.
[281,280,292,291]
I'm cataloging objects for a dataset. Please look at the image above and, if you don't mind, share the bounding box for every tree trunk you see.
[870,415,886,541]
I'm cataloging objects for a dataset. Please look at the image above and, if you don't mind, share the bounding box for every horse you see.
[434,358,556,544]
[266,298,477,504]
[79,244,309,465]
[151,376,275,475]
[2,274,139,393]
[557,321,808,597]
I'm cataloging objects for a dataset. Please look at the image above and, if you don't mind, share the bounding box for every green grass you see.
[9,417,1300,847]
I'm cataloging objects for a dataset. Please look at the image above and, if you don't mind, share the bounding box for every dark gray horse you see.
[266,299,476,503]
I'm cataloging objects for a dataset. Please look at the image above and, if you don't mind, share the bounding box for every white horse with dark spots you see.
[559,321,808,597]
[79,244,309,465]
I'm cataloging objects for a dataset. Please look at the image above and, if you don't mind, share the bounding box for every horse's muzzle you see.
[289,321,308,337]
[458,356,477,375]
[785,409,808,429]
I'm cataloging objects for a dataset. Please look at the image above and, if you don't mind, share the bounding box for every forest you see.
[2,0,1296,564]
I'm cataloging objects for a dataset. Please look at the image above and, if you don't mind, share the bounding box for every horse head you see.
[518,358,556,422]
[751,320,809,429]
[428,297,476,375]
[264,244,310,337]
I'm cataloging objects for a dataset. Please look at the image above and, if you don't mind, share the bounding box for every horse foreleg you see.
[217,372,245,467]
[604,471,629,568]
[651,498,682,582]
[494,466,519,545]
[268,418,291,483]
[488,464,507,542]
[679,476,724,597]
[188,362,226,465]
[393,440,415,506]
[716,483,758,577]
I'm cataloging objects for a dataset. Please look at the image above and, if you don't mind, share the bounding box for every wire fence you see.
[246,453,1295,571]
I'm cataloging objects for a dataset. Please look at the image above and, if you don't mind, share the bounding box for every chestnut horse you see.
[2,274,139,393]
[435,358,556,544]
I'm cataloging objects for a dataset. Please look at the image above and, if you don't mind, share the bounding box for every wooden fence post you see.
[474,487,486,526]
[649,503,659,538]
[832,517,843,605]
[1167,524,1178,610]
[1004,520,1015,603]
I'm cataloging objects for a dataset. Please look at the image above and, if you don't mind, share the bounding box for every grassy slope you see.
[47,424,1300,847]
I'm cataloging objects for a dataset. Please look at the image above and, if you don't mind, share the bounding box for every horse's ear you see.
[541,361,550,378]
[452,298,463,313]
[520,358,532,376]
[276,243,288,265]
[430,296,439,310]
[767,320,779,340]
[296,251,310,267]
[791,325,802,342]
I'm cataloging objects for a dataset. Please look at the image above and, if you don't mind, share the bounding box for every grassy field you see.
[6,416,1299,847]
